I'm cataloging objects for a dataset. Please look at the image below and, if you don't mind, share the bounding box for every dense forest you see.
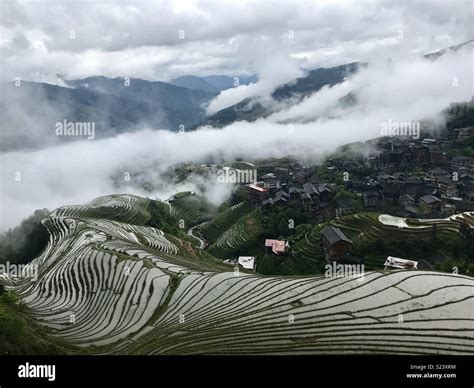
[0,209,50,265]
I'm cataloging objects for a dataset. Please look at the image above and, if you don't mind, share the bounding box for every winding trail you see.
[187,221,209,249]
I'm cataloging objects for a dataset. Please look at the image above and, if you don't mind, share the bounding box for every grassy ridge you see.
[0,291,69,355]
[208,211,263,259]
[200,201,253,243]
[170,193,217,228]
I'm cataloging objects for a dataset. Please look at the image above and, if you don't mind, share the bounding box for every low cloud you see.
[0,47,472,230]
[206,53,303,114]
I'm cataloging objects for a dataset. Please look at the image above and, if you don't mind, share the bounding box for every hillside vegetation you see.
[1,194,472,355]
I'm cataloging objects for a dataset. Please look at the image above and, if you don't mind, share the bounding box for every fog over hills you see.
[2,41,470,153]
[0,0,472,230]
[200,62,364,128]
[0,77,216,151]
[170,74,258,92]
[1,0,474,365]
[1,44,472,231]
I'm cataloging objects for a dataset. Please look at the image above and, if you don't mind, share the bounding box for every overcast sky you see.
[1,0,472,83]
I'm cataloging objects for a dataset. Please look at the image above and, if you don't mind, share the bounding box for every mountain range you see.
[0,64,353,151]
[170,74,258,92]
[0,77,216,151]
[1,40,472,152]
[199,62,363,128]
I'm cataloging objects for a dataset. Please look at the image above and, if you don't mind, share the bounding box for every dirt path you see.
[187,221,209,249]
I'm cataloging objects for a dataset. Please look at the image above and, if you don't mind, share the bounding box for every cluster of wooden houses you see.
[240,129,473,271]
[246,165,337,221]
[246,133,474,220]
[354,137,474,217]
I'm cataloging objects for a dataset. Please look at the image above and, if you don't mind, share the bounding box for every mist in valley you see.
[1,47,472,231]
[1,0,472,231]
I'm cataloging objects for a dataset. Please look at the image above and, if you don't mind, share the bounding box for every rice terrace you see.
[1,194,472,355]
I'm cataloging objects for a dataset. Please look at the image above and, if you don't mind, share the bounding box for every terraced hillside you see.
[169,192,217,228]
[200,201,253,243]
[207,211,263,259]
[290,225,322,261]
[332,212,474,242]
[331,212,474,269]
[280,225,327,274]
[2,195,474,355]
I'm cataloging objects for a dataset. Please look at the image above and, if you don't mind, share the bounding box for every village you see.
[247,132,473,219]
[237,122,474,274]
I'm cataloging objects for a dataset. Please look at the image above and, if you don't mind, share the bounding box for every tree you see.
[374,238,386,253]
[257,255,275,275]
[460,221,471,238]
[0,209,50,265]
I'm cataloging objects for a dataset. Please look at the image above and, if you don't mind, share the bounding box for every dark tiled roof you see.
[288,187,302,194]
[420,194,441,204]
[465,189,474,197]
[392,172,405,179]
[302,183,316,195]
[405,176,422,184]
[275,190,289,198]
[309,174,323,184]
[437,176,455,185]
[377,173,393,180]
[404,206,418,214]
[316,184,331,193]
[429,168,447,175]
[460,173,474,180]
[321,226,352,244]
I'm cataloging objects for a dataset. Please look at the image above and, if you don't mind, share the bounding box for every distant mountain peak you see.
[424,38,474,60]
[170,74,258,92]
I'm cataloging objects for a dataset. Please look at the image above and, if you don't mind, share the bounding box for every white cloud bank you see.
[206,53,304,114]
[0,47,471,231]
